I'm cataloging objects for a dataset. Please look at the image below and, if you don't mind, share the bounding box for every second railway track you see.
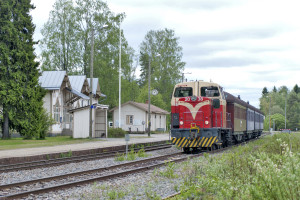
[0,151,186,200]
[0,143,171,173]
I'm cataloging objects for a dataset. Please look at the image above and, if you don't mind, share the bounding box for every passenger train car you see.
[171,81,264,152]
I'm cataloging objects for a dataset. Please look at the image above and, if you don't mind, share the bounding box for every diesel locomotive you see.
[171,81,264,152]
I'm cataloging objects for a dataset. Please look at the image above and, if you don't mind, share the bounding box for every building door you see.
[95,109,106,137]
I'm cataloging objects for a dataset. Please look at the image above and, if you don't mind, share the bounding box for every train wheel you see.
[191,147,198,153]
[183,147,190,153]
[211,144,217,151]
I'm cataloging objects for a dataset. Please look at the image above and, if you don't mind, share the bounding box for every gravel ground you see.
[1,146,201,199]
[0,146,179,185]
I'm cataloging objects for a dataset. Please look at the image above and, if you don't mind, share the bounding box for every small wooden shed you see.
[69,104,108,138]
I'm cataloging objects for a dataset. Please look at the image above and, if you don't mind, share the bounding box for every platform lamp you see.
[181,72,191,82]
[89,24,108,139]
[147,53,160,137]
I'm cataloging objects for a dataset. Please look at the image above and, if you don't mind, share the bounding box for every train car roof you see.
[224,92,263,115]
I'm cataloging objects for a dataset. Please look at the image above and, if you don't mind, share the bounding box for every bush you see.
[179,134,300,200]
[36,108,55,139]
[108,128,127,138]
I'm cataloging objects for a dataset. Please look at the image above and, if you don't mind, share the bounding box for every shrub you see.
[108,128,127,138]
[179,134,300,200]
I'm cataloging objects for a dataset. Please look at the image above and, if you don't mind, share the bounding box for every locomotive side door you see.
[219,87,227,128]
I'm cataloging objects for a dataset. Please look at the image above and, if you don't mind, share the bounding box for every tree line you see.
[39,0,185,118]
[0,0,185,139]
[259,84,300,131]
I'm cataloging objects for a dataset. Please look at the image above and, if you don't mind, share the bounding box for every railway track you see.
[0,142,237,200]
[0,143,171,173]
[0,152,186,200]
[161,134,270,200]
[0,135,268,199]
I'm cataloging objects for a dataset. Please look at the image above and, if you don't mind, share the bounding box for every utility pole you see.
[118,18,122,128]
[269,96,271,132]
[89,29,94,139]
[148,57,151,137]
[285,93,287,129]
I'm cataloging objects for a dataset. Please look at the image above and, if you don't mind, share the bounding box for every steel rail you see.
[0,135,267,200]
[0,152,185,200]
[0,143,171,173]
[0,151,182,190]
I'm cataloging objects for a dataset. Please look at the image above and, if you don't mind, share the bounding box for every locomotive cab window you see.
[201,86,220,97]
[174,87,193,97]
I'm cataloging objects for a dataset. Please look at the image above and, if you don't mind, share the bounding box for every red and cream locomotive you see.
[171,81,264,152]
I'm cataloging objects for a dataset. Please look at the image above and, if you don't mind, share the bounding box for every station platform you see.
[0,134,171,160]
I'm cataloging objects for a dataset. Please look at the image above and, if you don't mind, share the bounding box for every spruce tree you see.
[0,0,44,139]
[262,87,269,96]
[293,84,299,94]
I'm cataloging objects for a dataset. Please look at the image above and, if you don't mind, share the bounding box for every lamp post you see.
[89,24,108,139]
[181,72,191,82]
[147,54,160,137]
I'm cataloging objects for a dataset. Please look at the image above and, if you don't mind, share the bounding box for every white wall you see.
[151,114,167,131]
[113,104,146,132]
[42,90,63,133]
[73,108,90,138]
[113,104,167,132]
[43,92,51,114]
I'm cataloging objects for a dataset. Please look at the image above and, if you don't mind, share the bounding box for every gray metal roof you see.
[87,78,99,95]
[65,88,89,100]
[69,75,86,92]
[39,71,67,90]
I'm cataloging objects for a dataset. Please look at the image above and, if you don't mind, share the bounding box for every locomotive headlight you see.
[191,96,197,101]
[180,121,184,125]
[205,121,209,125]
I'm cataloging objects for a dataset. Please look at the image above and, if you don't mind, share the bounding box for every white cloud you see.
[31,0,300,108]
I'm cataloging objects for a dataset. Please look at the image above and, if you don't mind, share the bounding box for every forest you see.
[260,84,300,131]
[0,0,185,139]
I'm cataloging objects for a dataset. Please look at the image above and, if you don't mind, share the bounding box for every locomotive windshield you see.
[174,87,193,97]
[201,86,220,97]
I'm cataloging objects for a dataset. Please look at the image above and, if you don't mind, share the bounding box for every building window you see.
[63,107,70,123]
[53,101,60,123]
[126,115,133,125]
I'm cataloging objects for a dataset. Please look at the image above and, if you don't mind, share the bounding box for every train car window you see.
[220,87,225,99]
[174,87,193,97]
[201,86,220,97]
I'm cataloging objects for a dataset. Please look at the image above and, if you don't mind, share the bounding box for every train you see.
[170,80,264,152]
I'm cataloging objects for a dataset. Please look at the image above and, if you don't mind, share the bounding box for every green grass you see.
[0,136,93,150]
[176,133,300,200]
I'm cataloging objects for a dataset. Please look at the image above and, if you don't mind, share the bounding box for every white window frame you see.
[53,100,60,123]
[126,115,133,125]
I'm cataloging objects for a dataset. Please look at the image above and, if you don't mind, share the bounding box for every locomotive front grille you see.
[171,136,218,148]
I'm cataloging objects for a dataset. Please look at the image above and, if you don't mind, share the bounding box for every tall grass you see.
[178,133,300,200]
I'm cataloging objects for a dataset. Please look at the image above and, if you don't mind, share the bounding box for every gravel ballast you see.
[1,146,201,199]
